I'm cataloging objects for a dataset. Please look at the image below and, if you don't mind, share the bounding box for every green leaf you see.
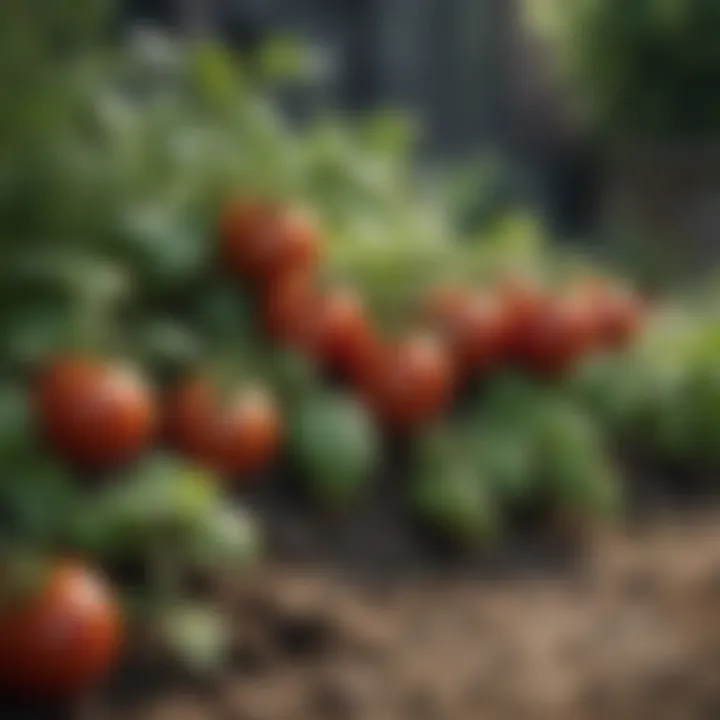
[160,603,231,675]
[0,384,34,458]
[256,36,309,82]
[189,42,242,110]
[188,504,262,571]
[287,391,380,511]
[410,463,499,545]
[0,458,80,548]
[472,423,536,502]
[79,454,220,559]
[138,319,203,378]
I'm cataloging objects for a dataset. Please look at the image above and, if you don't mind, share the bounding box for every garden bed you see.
[5,506,720,720]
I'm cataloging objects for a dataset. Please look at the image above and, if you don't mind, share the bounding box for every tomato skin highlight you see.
[363,333,455,432]
[165,377,282,479]
[35,358,157,470]
[220,199,320,285]
[0,562,122,697]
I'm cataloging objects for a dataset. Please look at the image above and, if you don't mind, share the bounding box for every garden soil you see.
[5,508,720,720]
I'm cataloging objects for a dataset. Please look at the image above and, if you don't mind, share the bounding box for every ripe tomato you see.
[362,333,455,432]
[569,277,645,350]
[261,280,380,384]
[421,285,470,325]
[165,377,282,479]
[259,271,320,355]
[312,287,379,381]
[521,292,598,377]
[35,358,157,469]
[0,561,122,696]
[495,275,552,363]
[596,284,645,349]
[425,288,508,378]
[219,198,320,285]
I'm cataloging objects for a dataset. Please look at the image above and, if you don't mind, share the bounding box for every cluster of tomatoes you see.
[222,197,647,432]
[4,198,647,700]
[30,198,646,484]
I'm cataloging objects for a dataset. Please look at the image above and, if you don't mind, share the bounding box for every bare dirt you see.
[87,509,720,720]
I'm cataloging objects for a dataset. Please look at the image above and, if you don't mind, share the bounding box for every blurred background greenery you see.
[0,0,718,367]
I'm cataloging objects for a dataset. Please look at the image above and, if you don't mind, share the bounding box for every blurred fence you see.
[122,0,598,235]
[124,0,569,153]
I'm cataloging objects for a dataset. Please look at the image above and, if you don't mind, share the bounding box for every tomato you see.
[35,358,157,469]
[219,198,320,285]
[259,271,319,354]
[569,277,645,350]
[313,287,379,382]
[362,333,455,432]
[495,276,552,363]
[0,562,122,696]
[421,285,470,325]
[521,292,598,377]
[596,284,645,349]
[261,280,380,384]
[426,288,508,378]
[165,377,282,478]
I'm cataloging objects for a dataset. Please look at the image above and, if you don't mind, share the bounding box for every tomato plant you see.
[0,561,122,696]
[34,357,157,470]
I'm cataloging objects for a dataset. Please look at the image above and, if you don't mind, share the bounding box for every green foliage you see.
[287,391,381,511]
[73,454,261,579]
[524,0,720,141]
[531,397,622,520]
[570,303,720,469]
[76,455,221,559]
[410,428,500,545]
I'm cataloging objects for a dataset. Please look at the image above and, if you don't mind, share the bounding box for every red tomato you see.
[165,377,282,478]
[495,275,552,363]
[596,284,645,349]
[35,358,157,469]
[259,271,320,354]
[362,333,454,432]
[219,198,320,285]
[312,287,379,381]
[0,562,122,696]
[261,280,380,384]
[569,277,645,350]
[521,292,598,377]
[421,285,470,325]
[426,289,509,378]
